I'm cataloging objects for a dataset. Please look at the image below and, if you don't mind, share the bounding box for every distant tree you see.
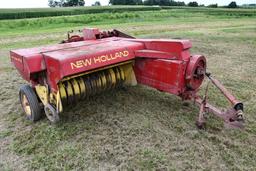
[109,0,121,5]
[187,1,198,7]
[64,0,85,6]
[48,0,85,7]
[159,0,171,6]
[144,0,162,5]
[242,4,256,7]
[127,0,143,5]
[141,0,185,6]
[175,1,185,6]
[228,1,238,8]
[143,0,155,5]
[208,3,218,8]
[48,0,61,7]
[248,4,256,7]
[92,1,101,6]
[109,0,142,5]
[49,0,54,7]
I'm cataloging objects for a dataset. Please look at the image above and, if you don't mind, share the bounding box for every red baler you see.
[10,28,244,128]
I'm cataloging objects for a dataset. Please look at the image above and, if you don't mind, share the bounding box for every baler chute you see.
[10,28,244,128]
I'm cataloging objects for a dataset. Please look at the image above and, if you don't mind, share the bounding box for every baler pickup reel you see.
[10,27,244,129]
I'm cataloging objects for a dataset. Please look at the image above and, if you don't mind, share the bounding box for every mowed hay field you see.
[0,7,256,170]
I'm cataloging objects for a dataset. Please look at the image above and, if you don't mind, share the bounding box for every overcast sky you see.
[0,0,255,8]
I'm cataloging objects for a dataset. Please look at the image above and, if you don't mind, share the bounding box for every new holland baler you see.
[10,28,244,128]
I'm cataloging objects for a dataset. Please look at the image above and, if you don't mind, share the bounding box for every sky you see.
[0,0,255,8]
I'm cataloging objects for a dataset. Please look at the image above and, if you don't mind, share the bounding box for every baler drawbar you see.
[10,28,244,128]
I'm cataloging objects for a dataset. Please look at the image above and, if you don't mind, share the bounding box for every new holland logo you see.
[70,50,129,69]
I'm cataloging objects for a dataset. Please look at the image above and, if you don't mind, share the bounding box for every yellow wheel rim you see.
[21,94,31,116]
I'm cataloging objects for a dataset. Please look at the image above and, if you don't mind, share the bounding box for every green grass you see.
[0,7,256,171]
[0,5,255,20]
[0,130,12,138]
[0,5,161,20]
[0,8,255,37]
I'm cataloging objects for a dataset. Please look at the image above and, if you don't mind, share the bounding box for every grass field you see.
[0,7,256,170]
[0,5,255,20]
[0,6,162,20]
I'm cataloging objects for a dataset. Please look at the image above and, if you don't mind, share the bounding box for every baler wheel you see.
[44,104,60,124]
[19,85,42,121]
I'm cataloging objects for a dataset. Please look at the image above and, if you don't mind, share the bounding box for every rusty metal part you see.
[195,80,210,129]
[195,97,244,129]
[61,28,135,43]
[194,73,244,129]
[206,73,243,112]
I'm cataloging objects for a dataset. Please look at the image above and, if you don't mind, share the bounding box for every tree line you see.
[48,0,239,8]
[49,0,85,7]
[109,0,185,6]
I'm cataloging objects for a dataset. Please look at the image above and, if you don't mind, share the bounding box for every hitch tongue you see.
[206,73,243,110]
[195,73,244,129]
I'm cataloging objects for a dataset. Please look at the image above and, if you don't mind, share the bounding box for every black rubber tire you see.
[19,85,42,122]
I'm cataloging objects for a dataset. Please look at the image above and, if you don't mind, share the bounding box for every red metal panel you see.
[10,38,121,81]
[43,39,145,91]
[11,39,106,57]
[134,59,187,95]
[135,49,177,59]
[10,51,23,72]
[130,39,192,60]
